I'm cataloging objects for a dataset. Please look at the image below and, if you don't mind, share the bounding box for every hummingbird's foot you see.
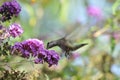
[65,52,70,58]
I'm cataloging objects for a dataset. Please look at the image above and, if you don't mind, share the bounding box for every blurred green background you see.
[0,0,120,80]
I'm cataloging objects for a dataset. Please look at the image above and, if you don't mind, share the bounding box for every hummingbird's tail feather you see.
[71,43,88,51]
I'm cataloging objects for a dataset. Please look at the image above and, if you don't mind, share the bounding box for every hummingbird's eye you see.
[47,42,50,49]
[47,42,49,45]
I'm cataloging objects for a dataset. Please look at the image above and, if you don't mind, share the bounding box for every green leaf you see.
[112,0,120,15]
[0,67,5,71]
[45,74,50,80]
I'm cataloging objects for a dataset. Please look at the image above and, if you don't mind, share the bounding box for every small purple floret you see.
[9,23,23,38]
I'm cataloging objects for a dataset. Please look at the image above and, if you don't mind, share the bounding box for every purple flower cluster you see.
[44,50,60,67]
[0,0,21,22]
[9,23,23,38]
[12,39,60,67]
[87,6,102,19]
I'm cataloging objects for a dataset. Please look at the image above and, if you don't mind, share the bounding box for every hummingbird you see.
[47,37,87,57]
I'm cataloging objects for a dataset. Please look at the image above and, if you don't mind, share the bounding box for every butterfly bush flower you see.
[12,39,60,67]
[0,0,21,22]
[34,49,60,67]
[0,25,10,40]
[87,6,102,19]
[9,23,23,38]
[44,50,60,67]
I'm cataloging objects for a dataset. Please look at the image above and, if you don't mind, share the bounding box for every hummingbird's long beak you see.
[81,43,88,46]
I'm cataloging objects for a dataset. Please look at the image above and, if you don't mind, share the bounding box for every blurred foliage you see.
[112,0,120,15]
[0,0,120,80]
[0,69,26,80]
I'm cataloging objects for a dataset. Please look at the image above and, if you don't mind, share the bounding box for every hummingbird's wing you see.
[66,25,90,41]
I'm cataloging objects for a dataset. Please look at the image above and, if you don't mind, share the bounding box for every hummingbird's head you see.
[47,41,56,49]
[47,37,65,49]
